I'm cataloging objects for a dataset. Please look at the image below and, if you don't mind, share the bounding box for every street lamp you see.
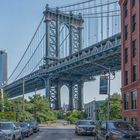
[95,63,115,120]
[22,78,28,111]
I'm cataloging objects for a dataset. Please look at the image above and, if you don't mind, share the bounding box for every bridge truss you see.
[4,0,121,110]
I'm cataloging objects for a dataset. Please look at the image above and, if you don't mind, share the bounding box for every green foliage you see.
[66,111,87,124]
[100,93,122,120]
[0,93,57,123]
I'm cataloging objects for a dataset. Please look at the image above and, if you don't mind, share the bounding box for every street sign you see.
[0,112,16,121]
[99,76,108,95]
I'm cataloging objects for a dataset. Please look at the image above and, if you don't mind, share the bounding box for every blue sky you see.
[0,0,121,104]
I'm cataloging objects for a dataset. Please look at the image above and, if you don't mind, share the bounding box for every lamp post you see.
[22,78,26,111]
[95,63,115,120]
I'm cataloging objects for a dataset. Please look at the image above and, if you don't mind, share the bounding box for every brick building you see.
[120,0,140,130]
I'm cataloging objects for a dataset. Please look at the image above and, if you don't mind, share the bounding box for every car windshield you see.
[30,121,37,126]
[20,123,28,128]
[77,120,94,125]
[0,123,14,130]
[108,122,134,131]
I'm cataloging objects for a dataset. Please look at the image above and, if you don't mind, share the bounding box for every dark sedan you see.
[95,120,140,140]
[28,120,39,133]
[75,120,96,136]
[20,122,33,138]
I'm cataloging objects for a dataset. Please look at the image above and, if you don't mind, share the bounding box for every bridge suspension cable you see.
[14,33,46,81]
[63,1,119,12]
[56,0,95,9]
[8,16,45,83]
[8,0,121,84]
[83,9,120,16]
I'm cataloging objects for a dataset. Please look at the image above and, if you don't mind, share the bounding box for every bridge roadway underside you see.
[4,33,121,98]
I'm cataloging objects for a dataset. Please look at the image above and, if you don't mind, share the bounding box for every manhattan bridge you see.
[4,0,121,110]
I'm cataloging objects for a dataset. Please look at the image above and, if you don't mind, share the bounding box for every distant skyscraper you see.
[0,50,7,85]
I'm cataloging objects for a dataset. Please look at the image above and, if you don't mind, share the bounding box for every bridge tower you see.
[120,0,140,129]
[43,5,84,110]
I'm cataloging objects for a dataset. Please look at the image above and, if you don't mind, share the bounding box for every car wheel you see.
[19,136,23,140]
[106,137,109,140]
[27,132,30,137]
[12,136,15,140]
[95,135,99,140]
[77,132,80,136]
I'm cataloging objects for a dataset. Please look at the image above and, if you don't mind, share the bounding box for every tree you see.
[66,111,87,124]
[0,93,57,123]
[101,93,122,120]
[28,94,57,123]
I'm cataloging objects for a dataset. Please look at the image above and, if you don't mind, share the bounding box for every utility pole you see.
[95,63,115,120]
[0,82,6,112]
[0,88,4,112]
[22,78,25,111]
[108,68,111,120]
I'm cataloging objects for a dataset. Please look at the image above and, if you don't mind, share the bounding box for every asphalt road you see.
[25,128,94,140]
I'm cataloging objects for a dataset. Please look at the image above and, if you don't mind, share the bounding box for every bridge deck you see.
[4,33,121,97]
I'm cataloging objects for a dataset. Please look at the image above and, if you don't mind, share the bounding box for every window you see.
[124,2,128,17]
[88,107,90,117]
[131,118,137,126]
[132,65,136,82]
[125,25,128,40]
[125,48,128,63]
[131,117,138,130]
[101,122,106,129]
[125,70,128,85]
[131,90,137,109]
[132,0,136,7]
[124,117,129,122]
[124,93,129,110]
[132,15,136,32]
[132,40,136,57]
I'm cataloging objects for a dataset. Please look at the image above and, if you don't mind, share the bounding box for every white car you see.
[0,122,22,140]
[0,129,6,140]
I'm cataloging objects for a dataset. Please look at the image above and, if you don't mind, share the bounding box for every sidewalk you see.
[39,123,75,129]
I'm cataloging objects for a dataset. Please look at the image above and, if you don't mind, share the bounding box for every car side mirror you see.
[14,127,17,130]
[101,127,106,131]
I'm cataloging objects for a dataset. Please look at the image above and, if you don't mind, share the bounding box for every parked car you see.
[28,120,39,133]
[19,122,33,138]
[0,122,22,140]
[0,130,6,140]
[95,120,140,140]
[75,119,96,136]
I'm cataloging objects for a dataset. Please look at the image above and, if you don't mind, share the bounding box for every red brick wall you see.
[120,0,140,130]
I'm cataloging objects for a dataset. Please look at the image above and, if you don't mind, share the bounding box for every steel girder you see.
[67,81,84,111]
[42,6,84,109]
[4,33,121,111]
[43,5,83,65]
